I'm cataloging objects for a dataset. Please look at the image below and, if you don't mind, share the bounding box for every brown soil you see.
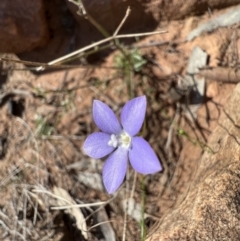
[0,2,240,241]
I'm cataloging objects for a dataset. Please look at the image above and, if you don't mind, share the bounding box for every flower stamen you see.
[108,134,118,148]
[108,131,132,149]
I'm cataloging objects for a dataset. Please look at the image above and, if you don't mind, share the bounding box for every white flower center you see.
[108,134,118,148]
[108,131,132,149]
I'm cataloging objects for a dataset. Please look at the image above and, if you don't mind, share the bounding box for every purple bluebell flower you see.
[83,96,162,194]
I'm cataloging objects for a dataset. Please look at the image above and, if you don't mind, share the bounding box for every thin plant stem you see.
[38,30,166,68]
[51,42,114,66]
[113,7,131,36]
[0,56,119,70]
[69,0,110,37]
[123,62,134,99]
[137,116,147,240]
[122,166,130,241]
[85,13,110,37]
[71,3,136,99]
[140,175,146,241]
[130,171,137,199]
[128,68,134,98]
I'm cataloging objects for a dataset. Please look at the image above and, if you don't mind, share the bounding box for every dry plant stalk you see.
[199,67,240,83]
[39,7,166,68]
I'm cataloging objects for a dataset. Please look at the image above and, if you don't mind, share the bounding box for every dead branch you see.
[199,67,240,83]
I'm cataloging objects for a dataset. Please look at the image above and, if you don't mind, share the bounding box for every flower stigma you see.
[108,131,132,149]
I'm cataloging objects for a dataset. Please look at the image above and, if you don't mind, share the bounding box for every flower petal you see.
[120,96,146,136]
[102,147,128,194]
[129,137,162,174]
[83,132,114,159]
[93,100,122,134]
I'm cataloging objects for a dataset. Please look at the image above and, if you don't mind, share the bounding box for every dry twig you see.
[199,67,240,83]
